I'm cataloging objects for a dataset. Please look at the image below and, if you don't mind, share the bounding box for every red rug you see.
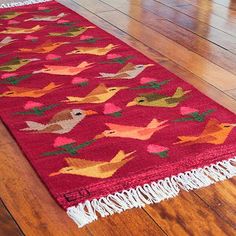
[1,0,236,227]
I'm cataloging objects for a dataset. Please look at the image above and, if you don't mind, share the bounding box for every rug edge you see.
[67,156,236,227]
[0,0,52,8]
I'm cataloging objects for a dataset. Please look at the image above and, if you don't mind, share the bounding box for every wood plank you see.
[211,0,236,10]
[92,10,236,91]
[100,0,236,74]
[155,0,236,37]
[226,88,236,100]
[0,199,23,236]
[144,190,236,235]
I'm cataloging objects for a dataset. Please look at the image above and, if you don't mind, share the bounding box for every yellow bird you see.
[0,82,62,98]
[49,150,136,178]
[66,44,119,56]
[49,26,95,37]
[127,87,191,108]
[63,83,128,104]
[0,25,44,34]
[174,118,236,145]
[0,11,26,20]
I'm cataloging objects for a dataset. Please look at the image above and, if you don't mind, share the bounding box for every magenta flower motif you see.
[25,35,38,42]
[80,35,93,40]
[53,137,76,148]
[1,73,17,79]
[46,54,61,61]
[104,103,122,117]
[140,77,157,84]
[24,101,43,110]
[71,77,88,86]
[180,107,199,115]
[57,19,69,24]
[8,20,19,25]
[147,144,169,158]
[106,53,121,60]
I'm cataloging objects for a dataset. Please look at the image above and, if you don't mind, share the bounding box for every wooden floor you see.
[1,0,236,235]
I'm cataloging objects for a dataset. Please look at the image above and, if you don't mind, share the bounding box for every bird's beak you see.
[120,86,129,90]
[145,64,154,68]
[84,110,98,115]
[49,172,60,177]
[32,70,41,74]
[66,51,73,55]
[30,58,40,62]
[87,26,96,29]
[126,101,136,107]
[94,133,105,140]
[231,124,236,127]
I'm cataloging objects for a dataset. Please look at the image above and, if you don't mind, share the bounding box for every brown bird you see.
[174,118,236,145]
[49,150,136,178]
[0,82,62,98]
[19,40,69,53]
[0,25,44,34]
[21,108,97,134]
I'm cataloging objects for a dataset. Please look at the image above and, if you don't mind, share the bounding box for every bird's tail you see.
[43,82,62,91]
[110,150,136,163]
[106,44,119,50]
[98,72,114,78]
[2,36,14,44]
[147,119,168,129]
[21,121,45,131]
[172,87,191,98]
[32,25,44,31]
[57,13,66,18]
[174,136,197,145]
[77,61,94,69]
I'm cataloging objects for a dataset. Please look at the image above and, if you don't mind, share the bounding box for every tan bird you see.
[25,13,67,22]
[0,25,44,34]
[21,108,97,134]
[63,83,128,104]
[97,62,154,79]
[49,150,136,178]
[66,44,119,56]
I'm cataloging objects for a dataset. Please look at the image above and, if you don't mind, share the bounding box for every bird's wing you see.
[49,109,73,123]
[105,123,140,132]
[41,124,62,133]
[139,93,166,102]
[87,83,107,96]
[202,118,222,135]
[40,40,53,47]
[117,62,135,73]
[65,158,103,168]
[3,57,20,66]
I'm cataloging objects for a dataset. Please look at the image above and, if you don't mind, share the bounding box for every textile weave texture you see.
[0,0,236,226]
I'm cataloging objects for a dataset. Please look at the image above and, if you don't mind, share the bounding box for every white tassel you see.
[0,0,52,8]
[67,156,236,228]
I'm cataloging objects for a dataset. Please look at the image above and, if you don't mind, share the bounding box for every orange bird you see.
[33,61,94,76]
[95,119,169,141]
[174,118,236,145]
[0,82,62,98]
[19,40,69,53]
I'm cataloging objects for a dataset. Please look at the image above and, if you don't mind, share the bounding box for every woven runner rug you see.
[1,0,236,228]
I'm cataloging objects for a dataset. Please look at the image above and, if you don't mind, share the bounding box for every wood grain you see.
[1,0,236,235]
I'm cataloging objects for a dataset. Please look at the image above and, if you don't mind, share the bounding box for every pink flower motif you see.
[57,19,69,24]
[46,54,61,61]
[8,20,19,25]
[25,35,38,41]
[147,144,168,154]
[140,77,156,84]
[24,101,43,110]
[1,73,17,79]
[38,6,48,10]
[104,103,122,115]
[80,35,93,40]
[71,77,88,85]
[53,137,76,147]
[106,54,121,60]
[180,107,199,115]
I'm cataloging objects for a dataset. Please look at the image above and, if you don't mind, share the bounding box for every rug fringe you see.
[0,0,52,8]
[67,157,236,227]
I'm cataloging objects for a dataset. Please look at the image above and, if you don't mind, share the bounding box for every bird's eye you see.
[109,131,116,134]
[109,88,116,91]
[75,112,82,116]
[7,92,14,95]
[224,125,230,128]
[137,65,142,68]
[138,99,145,103]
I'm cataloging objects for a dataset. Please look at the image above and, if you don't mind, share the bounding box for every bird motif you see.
[174,118,236,145]
[19,40,69,53]
[0,57,40,72]
[24,13,67,22]
[0,82,62,98]
[126,87,191,108]
[94,119,169,140]
[0,25,44,34]
[63,83,128,104]
[97,62,154,79]
[49,150,136,178]
[49,26,95,37]
[66,44,119,56]
[33,61,94,76]
[0,11,25,20]
[0,36,17,49]
[21,108,97,134]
